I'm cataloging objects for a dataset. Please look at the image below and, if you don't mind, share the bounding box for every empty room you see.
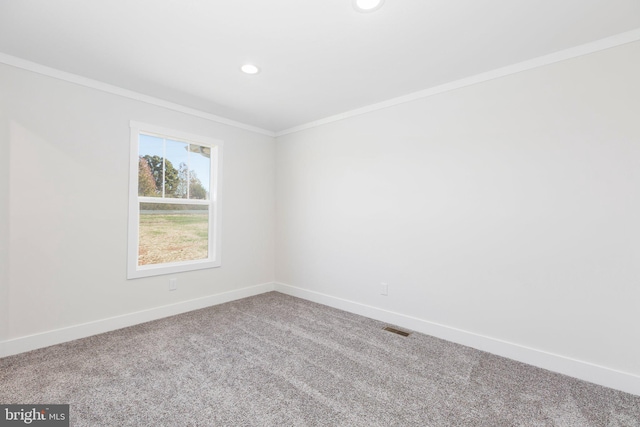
[1,0,639,425]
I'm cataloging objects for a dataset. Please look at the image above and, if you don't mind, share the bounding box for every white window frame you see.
[127,121,223,279]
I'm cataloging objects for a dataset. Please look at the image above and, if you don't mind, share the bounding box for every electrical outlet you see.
[380,282,388,296]
[169,278,177,291]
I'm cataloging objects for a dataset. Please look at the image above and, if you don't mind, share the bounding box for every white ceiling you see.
[1,0,639,133]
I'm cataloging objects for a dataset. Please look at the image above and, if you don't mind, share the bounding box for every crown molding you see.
[275,28,640,137]
[2,27,638,140]
[0,52,276,137]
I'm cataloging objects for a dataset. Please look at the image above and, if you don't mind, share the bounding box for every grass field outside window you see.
[138,209,209,265]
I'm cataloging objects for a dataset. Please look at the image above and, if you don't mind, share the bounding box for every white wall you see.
[276,41,640,379]
[0,98,9,342]
[0,63,275,344]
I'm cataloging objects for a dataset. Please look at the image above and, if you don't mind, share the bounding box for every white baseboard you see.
[0,282,275,358]
[3,281,638,396]
[273,282,640,397]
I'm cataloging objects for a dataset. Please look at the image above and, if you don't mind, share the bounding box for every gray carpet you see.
[1,292,639,426]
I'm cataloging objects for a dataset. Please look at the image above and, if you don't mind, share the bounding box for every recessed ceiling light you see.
[241,64,260,75]
[353,0,384,12]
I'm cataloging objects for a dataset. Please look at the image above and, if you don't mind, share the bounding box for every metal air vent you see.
[383,326,410,337]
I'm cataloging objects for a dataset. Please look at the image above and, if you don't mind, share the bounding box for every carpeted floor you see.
[1,292,639,426]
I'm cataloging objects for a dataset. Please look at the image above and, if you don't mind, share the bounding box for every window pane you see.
[165,139,189,199]
[187,144,211,200]
[138,134,164,197]
[138,203,209,266]
[138,134,211,200]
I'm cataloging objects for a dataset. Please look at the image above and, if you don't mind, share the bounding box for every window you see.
[128,122,223,278]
